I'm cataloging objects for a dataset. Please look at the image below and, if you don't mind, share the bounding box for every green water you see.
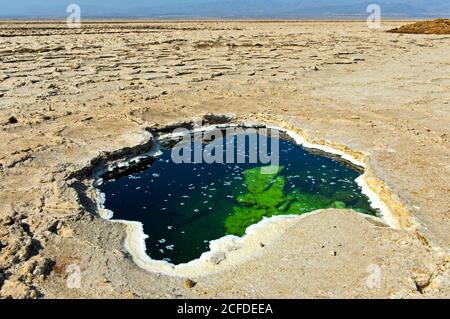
[98,131,378,264]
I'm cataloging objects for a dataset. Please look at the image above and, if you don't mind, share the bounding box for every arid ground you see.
[0,21,448,298]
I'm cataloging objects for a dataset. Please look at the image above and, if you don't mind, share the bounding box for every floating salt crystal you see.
[94,178,104,187]
[152,173,160,177]
[158,239,166,243]
[167,226,173,230]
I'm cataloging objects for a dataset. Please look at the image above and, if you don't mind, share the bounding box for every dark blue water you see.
[98,130,378,264]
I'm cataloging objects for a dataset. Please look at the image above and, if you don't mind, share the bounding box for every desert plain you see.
[0,20,449,298]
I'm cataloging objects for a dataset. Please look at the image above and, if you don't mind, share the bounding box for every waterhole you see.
[97,127,379,265]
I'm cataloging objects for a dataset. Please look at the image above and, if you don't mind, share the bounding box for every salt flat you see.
[0,21,448,298]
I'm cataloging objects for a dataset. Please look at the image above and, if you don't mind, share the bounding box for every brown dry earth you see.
[389,19,450,34]
[0,21,448,299]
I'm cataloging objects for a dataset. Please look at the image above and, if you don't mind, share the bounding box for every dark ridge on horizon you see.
[1,1,449,20]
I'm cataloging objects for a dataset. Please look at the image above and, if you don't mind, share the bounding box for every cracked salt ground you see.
[98,131,379,264]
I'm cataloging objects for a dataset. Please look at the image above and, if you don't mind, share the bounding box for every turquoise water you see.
[98,130,378,264]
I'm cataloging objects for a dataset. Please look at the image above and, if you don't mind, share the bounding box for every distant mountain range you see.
[1,0,450,19]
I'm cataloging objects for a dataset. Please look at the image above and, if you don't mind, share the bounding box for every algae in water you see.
[224,166,348,236]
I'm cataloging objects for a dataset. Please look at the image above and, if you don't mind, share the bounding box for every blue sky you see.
[1,0,449,18]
